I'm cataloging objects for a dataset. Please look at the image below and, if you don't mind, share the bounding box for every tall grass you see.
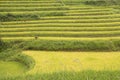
[0,70,120,80]
[0,13,40,22]
[14,54,35,69]
[0,12,66,22]
[7,39,120,51]
[83,0,120,6]
[0,40,35,69]
[0,7,69,11]
[0,39,7,52]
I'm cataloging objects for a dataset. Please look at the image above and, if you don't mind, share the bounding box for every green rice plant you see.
[83,0,120,6]
[0,13,40,22]
[0,40,6,52]
[0,1,56,4]
[1,26,120,32]
[1,30,120,37]
[0,48,21,61]
[112,39,120,50]
[67,11,113,16]
[0,3,61,7]
[1,22,120,28]
[1,18,120,25]
[0,7,69,12]
[7,39,119,51]
[41,14,120,19]
[14,54,35,69]
[0,0,120,79]
[0,12,66,22]
[69,9,112,12]
[0,70,120,80]
[0,40,35,69]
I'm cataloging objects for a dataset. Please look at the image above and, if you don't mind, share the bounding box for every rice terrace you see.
[0,0,120,80]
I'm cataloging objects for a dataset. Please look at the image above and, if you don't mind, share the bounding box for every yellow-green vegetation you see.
[0,61,26,76]
[10,39,119,51]
[0,40,35,77]
[1,51,120,80]
[24,51,120,74]
[0,0,120,40]
[0,0,120,80]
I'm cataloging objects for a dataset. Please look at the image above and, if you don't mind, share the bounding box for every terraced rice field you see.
[24,51,120,74]
[0,0,120,40]
[0,0,120,79]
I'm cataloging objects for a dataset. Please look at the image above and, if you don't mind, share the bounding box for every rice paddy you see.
[0,0,120,40]
[0,0,120,79]
[24,51,120,74]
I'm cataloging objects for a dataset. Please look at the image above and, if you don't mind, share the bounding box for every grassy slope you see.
[0,61,26,76]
